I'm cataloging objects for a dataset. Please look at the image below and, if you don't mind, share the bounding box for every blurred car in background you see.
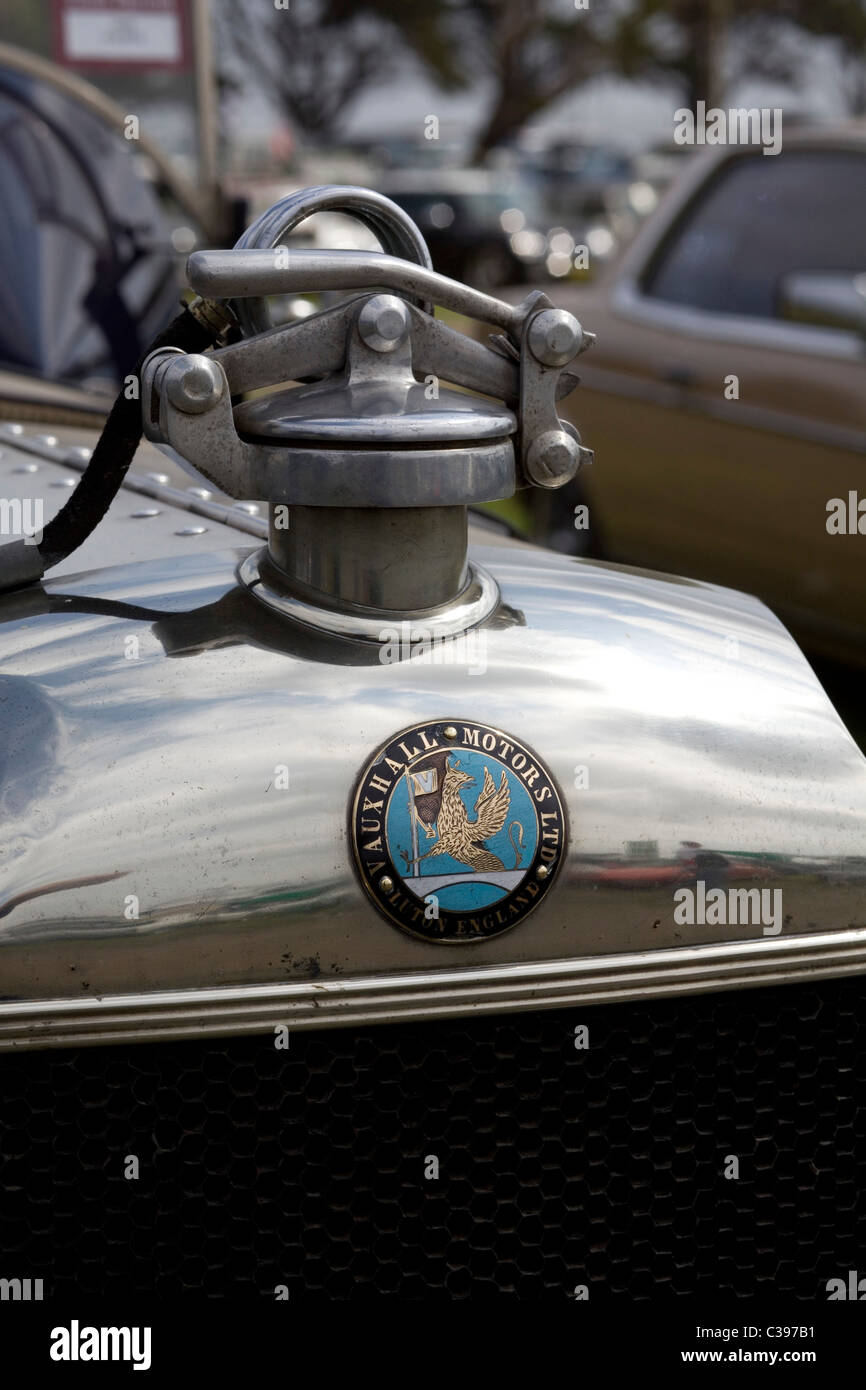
[550,124,866,668]
[347,131,470,171]
[0,44,218,394]
[382,169,582,289]
[631,142,697,201]
[500,139,658,261]
[525,141,641,232]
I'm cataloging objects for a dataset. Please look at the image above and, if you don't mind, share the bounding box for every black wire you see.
[37,306,215,570]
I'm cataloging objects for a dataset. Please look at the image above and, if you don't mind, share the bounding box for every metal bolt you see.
[525,428,580,488]
[536,864,550,880]
[379,875,394,893]
[50,478,77,488]
[443,725,457,739]
[165,355,225,414]
[527,308,583,367]
[13,463,38,474]
[131,509,161,518]
[175,525,208,536]
[357,295,410,353]
[186,486,213,499]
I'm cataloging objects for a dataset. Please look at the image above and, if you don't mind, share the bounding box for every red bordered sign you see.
[52,0,190,72]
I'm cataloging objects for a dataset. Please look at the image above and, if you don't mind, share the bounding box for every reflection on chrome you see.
[0,532,865,1040]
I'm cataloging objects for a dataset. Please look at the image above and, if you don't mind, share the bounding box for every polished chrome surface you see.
[239,545,499,639]
[152,186,589,619]
[191,244,535,337]
[262,440,518,509]
[233,380,516,443]
[140,315,523,507]
[228,184,435,336]
[266,505,470,612]
[1,534,866,1049]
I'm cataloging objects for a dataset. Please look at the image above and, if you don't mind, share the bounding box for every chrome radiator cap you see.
[142,185,592,630]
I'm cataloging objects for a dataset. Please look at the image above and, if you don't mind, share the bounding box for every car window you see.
[642,150,866,320]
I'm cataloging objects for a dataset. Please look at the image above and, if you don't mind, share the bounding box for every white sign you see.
[59,3,183,67]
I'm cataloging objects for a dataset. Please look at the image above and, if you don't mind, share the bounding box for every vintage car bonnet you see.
[1,186,865,1049]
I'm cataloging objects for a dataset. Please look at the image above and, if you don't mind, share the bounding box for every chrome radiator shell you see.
[1,523,865,1047]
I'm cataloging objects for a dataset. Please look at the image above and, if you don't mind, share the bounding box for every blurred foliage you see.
[217,0,611,156]
[467,0,866,153]
[217,0,465,143]
[0,0,52,51]
[612,0,866,112]
[218,0,866,161]
[458,1,608,159]
[476,497,533,537]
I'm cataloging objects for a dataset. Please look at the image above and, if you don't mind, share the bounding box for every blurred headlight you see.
[586,225,616,258]
[500,207,525,233]
[548,228,575,256]
[429,201,455,228]
[545,251,573,278]
[627,180,658,216]
[171,225,197,254]
[510,229,547,259]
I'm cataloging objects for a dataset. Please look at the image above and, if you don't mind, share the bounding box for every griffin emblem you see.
[402,758,524,873]
[351,719,565,943]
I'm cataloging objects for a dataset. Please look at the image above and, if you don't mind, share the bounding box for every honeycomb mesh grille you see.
[1,975,864,1298]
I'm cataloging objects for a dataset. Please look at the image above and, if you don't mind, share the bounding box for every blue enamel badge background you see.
[384,748,539,911]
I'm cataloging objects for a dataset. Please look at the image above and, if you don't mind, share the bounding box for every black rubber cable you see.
[37,305,216,569]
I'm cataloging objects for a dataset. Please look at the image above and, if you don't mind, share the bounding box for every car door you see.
[566,142,866,664]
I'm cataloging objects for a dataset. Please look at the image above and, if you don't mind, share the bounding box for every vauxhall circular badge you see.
[350,720,567,943]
